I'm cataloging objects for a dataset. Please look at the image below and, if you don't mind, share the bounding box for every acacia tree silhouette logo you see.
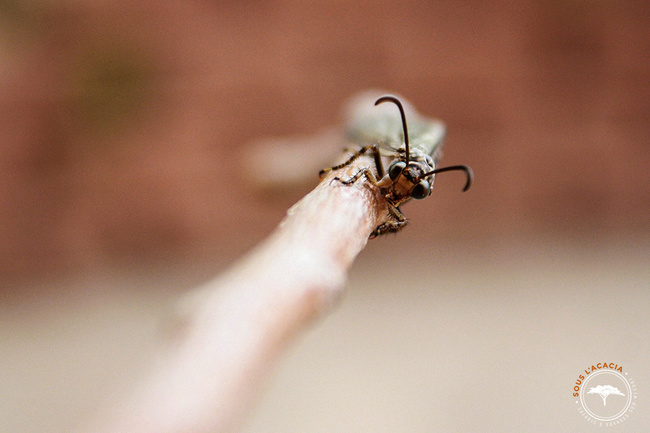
[587,385,625,406]
[574,366,637,425]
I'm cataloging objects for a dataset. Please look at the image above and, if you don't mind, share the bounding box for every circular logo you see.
[573,363,637,426]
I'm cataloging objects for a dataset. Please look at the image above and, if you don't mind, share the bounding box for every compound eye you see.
[411,180,430,200]
[388,161,406,180]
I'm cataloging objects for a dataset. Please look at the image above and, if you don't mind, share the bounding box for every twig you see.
[79,155,388,433]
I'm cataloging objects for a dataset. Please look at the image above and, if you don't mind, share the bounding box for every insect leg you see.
[370,205,408,238]
[338,167,380,186]
[319,144,385,179]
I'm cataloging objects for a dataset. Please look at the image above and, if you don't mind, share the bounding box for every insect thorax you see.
[392,147,436,178]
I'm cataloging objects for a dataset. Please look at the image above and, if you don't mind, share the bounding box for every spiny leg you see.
[319,144,385,180]
[370,204,408,238]
[337,167,380,186]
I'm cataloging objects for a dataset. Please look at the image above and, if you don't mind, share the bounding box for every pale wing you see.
[344,92,446,162]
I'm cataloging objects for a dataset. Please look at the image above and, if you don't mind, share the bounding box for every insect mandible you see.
[319,95,473,238]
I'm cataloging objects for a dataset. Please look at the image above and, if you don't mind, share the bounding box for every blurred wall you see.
[0,0,648,280]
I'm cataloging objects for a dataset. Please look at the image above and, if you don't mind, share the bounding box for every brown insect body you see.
[320,95,473,238]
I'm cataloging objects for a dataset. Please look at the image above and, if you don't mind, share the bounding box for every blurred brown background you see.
[1,1,649,432]
[1,0,647,280]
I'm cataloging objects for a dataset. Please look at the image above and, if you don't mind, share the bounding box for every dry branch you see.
[79,155,388,433]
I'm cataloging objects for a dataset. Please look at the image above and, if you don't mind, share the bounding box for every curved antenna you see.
[424,165,474,192]
[375,96,410,165]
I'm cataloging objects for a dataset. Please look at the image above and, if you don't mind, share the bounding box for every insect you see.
[319,95,473,238]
